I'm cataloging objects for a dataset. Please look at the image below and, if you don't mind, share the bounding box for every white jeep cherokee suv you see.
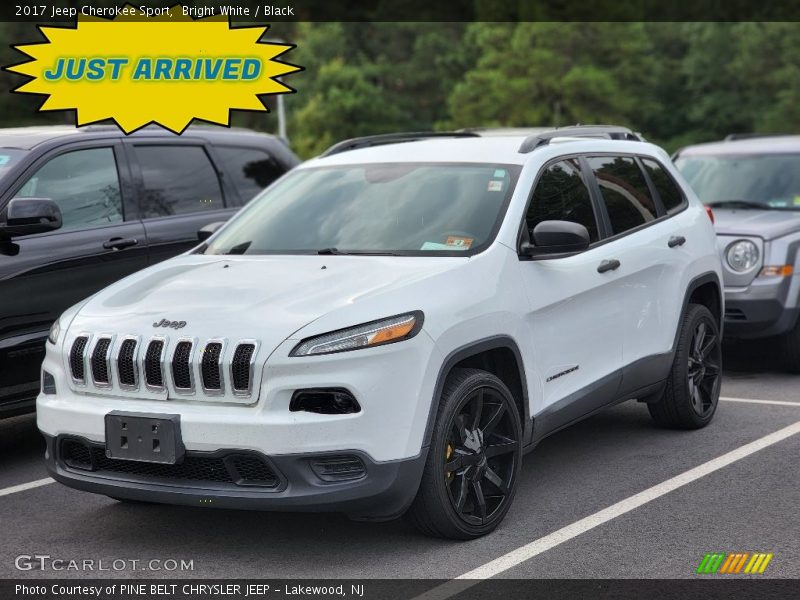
[38,126,723,539]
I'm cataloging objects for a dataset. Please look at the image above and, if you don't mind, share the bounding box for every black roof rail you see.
[518,125,644,153]
[724,133,792,141]
[319,131,480,158]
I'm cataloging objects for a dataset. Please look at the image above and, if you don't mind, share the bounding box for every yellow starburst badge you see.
[5,4,302,134]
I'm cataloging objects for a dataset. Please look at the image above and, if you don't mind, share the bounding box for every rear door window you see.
[527,158,600,242]
[642,158,685,212]
[217,146,285,203]
[132,145,224,218]
[587,156,657,235]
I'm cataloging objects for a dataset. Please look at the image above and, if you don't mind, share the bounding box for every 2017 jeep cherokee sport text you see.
[38,126,724,539]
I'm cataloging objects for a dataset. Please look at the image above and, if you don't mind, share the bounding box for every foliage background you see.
[2,22,799,158]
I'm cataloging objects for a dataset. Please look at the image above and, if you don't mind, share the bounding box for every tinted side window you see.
[217,146,284,203]
[527,159,599,242]
[133,145,223,218]
[15,147,122,231]
[642,158,684,212]
[588,156,657,235]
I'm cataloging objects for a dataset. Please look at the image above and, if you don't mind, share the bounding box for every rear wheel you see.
[406,368,522,540]
[648,304,722,429]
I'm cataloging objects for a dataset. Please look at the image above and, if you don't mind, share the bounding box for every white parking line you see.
[415,420,800,600]
[0,477,53,498]
[721,396,800,407]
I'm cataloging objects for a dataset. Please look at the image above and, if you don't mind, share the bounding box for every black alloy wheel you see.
[444,387,518,525]
[648,303,722,429]
[687,320,721,417]
[406,368,522,539]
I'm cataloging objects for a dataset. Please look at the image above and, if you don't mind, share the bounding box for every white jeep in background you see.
[38,126,723,539]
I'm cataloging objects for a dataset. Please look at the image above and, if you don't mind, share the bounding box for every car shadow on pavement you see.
[0,414,42,462]
[722,338,783,374]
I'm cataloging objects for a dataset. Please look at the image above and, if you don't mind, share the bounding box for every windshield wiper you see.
[225,241,252,255]
[316,248,399,256]
[706,200,769,210]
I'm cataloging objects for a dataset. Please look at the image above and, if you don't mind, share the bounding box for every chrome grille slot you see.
[91,338,112,385]
[70,336,89,382]
[117,339,138,388]
[201,342,223,391]
[172,341,193,390]
[144,340,165,389]
[231,343,255,393]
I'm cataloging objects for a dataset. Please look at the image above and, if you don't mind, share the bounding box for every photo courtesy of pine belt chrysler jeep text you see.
[37,126,724,539]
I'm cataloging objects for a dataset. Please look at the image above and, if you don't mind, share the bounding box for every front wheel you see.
[406,368,522,539]
[648,303,722,429]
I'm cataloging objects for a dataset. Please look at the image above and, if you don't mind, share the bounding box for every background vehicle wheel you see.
[780,320,800,374]
[648,303,722,429]
[406,368,522,540]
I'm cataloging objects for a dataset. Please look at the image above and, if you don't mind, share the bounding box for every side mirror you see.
[0,198,62,240]
[520,220,590,257]
[197,221,225,242]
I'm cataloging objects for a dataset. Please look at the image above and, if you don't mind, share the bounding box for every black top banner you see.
[3,0,800,22]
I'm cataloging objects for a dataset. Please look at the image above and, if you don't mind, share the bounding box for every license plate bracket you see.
[104,412,185,464]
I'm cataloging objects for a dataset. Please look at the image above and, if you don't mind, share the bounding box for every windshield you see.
[675,153,800,210]
[0,149,27,185]
[203,162,521,256]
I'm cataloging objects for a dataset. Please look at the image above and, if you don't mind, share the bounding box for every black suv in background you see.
[0,125,299,417]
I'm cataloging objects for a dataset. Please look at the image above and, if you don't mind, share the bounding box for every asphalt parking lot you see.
[1,341,797,582]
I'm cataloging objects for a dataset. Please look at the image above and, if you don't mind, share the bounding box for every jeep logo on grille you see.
[153,319,187,330]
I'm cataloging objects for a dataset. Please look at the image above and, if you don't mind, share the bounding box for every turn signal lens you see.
[759,265,793,278]
[290,312,423,356]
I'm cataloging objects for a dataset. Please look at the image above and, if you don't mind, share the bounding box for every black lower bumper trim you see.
[43,434,427,521]
[723,299,799,338]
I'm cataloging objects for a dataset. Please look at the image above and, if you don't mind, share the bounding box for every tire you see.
[780,319,800,374]
[406,368,523,540]
[648,303,722,429]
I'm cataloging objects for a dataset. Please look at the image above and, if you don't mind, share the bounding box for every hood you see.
[713,208,800,239]
[69,254,465,349]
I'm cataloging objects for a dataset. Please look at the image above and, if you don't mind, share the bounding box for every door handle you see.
[668,235,686,248]
[103,237,138,250]
[597,259,621,274]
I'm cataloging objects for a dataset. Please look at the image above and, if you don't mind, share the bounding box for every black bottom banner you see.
[2,579,798,600]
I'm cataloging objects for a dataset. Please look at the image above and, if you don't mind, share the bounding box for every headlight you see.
[47,320,61,345]
[291,312,423,356]
[726,240,759,272]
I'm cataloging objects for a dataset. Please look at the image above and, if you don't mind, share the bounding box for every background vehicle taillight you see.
[705,205,715,224]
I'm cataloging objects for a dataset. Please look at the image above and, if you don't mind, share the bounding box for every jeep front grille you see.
[201,342,223,391]
[172,341,193,390]
[118,339,138,387]
[90,338,112,385]
[68,334,260,402]
[69,336,89,382]
[144,340,165,388]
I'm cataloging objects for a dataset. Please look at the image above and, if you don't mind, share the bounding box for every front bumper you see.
[43,433,426,520]
[724,298,799,338]
[723,274,799,338]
